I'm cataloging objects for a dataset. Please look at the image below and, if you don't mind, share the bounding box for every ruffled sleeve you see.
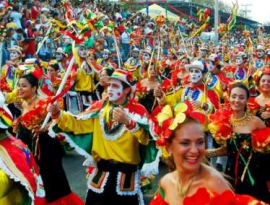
[149,188,168,205]
[208,105,233,145]
[252,127,270,153]
[248,98,260,115]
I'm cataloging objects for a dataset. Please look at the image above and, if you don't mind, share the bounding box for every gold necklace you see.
[176,167,201,198]
[25,94,37,105]
[229,112,252,128]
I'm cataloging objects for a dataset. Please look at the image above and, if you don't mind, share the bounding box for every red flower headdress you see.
[151,101,206,150]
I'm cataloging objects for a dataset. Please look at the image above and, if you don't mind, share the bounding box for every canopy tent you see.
[138,4,179,21]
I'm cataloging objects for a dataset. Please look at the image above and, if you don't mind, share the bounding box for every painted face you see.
[17,78,36,100]
[206,61,215,72]
[55,53,64,61]
[102,52,109,60]
[189,68,202,83]
[229,87,248,112]
[107,79,123,102]
[257,50,265,58]
[200,50,207,57]
[169,122,205,173]
[177,51,184,58]
[132,51,139,58]
[10,51,19,60]
[259,74,270,93]
[78,47,88,58]
[142,52,150,61]
[236,57,243,66]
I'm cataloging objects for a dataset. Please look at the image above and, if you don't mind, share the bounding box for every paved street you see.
[63,150,168,204]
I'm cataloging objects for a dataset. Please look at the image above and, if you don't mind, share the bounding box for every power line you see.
[241,3,251,18]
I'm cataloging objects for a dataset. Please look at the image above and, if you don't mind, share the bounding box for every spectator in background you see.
[31,0,40,20]
[121,27,130,62]
[24,20,36,58]
[9,5,22,29]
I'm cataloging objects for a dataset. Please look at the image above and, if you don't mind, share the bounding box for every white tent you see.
[138,4,179,21]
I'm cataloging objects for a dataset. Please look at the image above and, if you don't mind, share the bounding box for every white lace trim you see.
[140,149,161,177]
[137,188,145,205]
[0,157,34,205]
[87,168,110,194]
[128,123,140,133]
[149,120,158,140]
[116,171,140,196]
[34,174,45,197]
[99,113,127,141]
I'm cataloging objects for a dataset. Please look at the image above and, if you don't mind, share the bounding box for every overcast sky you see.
[221,0,270,24]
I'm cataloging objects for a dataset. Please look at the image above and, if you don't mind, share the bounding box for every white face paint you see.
[236,57,243,66]
[257,50,265,58]
[78,47,88,58]
[132,51,139,58]
[142,53,150,61]
[200,50,207,57]
[55,53,64,61]
[10,51,19,60]
[207,61,215,72]
[108,79,123,102]
[102,53,109,60]
[189,68,203,83]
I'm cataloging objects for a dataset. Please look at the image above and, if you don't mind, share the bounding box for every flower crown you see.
[151,101,206,147]
[252,66,270,86]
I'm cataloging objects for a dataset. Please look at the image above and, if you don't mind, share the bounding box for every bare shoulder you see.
[159,172,176,190]
[250,115,265,129]
[202,164,232,194]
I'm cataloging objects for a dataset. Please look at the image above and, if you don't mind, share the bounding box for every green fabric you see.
[159,187,165,199]
[19,184,32,205]
[52,125,93,155]
[139,140,159,168]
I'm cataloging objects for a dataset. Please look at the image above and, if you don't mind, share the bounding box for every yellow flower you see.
[169,113,186,130]
[157,105,173,125]
[174,102,188,114]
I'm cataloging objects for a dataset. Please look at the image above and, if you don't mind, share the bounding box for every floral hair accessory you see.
[152,101,206,147]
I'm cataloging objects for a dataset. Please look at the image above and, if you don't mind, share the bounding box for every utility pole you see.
[241,3,252,18]
[214,0,219,45]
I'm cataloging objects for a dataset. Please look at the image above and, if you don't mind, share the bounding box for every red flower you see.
[183,188,212,205]
[252,127,270,152]
[248,98,260,114]
[150,192,168,205]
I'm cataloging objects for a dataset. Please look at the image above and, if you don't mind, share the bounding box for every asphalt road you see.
[63,150,168,205]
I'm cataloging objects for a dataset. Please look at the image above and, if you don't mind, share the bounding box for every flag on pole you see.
[227,1,238,32]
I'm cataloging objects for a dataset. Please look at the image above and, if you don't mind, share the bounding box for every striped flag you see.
[227,1,238,32]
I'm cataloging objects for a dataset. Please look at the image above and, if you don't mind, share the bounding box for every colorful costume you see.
[150,187,266,205]
[49,97,160,205]
[209,107,270,203]
[0,103,46,205]
[248,97,270,127]
[6,95,83,205]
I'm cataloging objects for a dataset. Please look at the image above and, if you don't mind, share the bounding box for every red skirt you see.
[47,192,84,205]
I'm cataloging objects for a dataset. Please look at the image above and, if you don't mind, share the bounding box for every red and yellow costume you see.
[150,187,266,205]
[208,106,270,203]
[49,97,160,203]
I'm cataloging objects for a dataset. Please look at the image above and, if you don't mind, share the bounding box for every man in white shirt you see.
[121,28,130,62]
[9,5,22,29]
